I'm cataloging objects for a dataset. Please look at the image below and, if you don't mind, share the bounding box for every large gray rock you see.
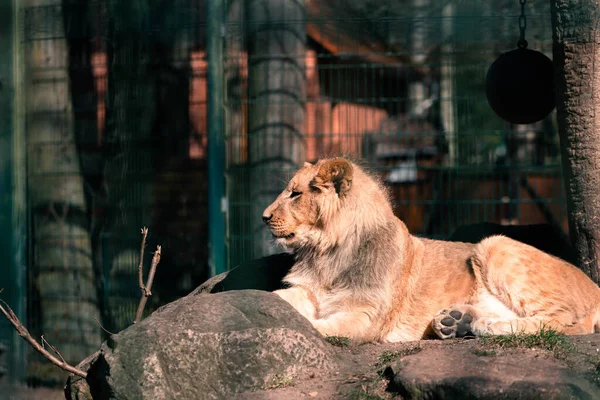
[385,343,600,400]
[65,290,337,399]
[64,351,99,400]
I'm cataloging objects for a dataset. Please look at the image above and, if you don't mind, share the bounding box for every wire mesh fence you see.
[2,0,567,387]
[15,0,211,386]
[224,0,566,266]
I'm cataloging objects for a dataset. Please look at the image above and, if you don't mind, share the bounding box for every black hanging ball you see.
[485,47,555,125]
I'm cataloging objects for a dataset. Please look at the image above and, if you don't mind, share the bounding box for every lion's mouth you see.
[273,232,295,240]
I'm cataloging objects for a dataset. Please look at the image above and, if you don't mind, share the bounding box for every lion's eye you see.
[290,191,302,198]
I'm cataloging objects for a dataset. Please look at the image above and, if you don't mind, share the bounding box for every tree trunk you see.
[103,0,158,331]
[246,0,306,258]
[441,2,457,165]
[409,0,430,118]
[24,0,101,381]
[1,0,27,383]
[552,0,600,283]
[62,0,110,337]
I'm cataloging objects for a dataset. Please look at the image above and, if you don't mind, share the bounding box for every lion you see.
[261,157,600,343]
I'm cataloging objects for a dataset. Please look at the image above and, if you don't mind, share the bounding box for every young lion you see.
[261,157,600,343]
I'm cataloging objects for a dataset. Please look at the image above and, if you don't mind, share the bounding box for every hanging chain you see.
[517,0,528,48]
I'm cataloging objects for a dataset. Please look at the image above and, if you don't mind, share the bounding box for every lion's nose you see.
[262,213,272,224]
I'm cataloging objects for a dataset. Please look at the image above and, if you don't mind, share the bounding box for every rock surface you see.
[385,341,600,400]
[64,351,99,400]
[65,290,336,399]
[234,336,600,399]
[65,295,600,400]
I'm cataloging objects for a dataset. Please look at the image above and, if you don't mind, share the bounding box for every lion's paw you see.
[432,307,475,339]
[311,319,333,337]
[274,288,317,320]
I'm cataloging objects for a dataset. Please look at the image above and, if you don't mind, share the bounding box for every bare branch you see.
[138,227,149,294]
[41,335,66,364]
[134,245,162,324]
[94,317,116,336]
[145,245,161,297]
[0,299,87,378]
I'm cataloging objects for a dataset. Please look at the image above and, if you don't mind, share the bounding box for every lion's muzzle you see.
[262,213,272,224]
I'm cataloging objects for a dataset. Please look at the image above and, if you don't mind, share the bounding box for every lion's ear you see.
[310,158,353,196]
[303,162,313,168]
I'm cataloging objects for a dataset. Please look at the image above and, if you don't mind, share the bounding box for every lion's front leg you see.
[312,311,374,342]
[274,287,317,321]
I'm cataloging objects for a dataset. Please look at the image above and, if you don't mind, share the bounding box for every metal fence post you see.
[207,0,227,276]
[0,0,27,383]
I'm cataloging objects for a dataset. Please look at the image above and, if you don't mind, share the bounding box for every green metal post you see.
[0,0,27,382]
[207,0,227,276]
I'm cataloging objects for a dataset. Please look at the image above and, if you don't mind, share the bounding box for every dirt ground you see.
[241,334,600,399]
[9,333,600,400]
[3,385,64,400]
[238,340,462,399]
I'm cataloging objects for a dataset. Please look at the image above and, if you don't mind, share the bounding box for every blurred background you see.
[0,0,566,392]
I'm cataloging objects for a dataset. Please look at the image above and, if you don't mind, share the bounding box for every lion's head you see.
[262,158,355,249]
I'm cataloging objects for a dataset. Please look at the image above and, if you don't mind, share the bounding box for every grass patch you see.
[344,388,387,400]
[325,335,350,347]
[475,326,575,359]
[472,347,497,357]
[340,345,422,400]
[587,355,600,385]
[263,374,294,389]
[342,381,390,400]
[376,344,422,369]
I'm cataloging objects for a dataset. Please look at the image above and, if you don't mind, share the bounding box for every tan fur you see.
[262,157,600,343]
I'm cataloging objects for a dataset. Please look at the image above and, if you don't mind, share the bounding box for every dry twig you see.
[94,317,116,336]
[0,299,87,378]
[134,245,162,324]
[0,226,163,381]
[138,227,149,295]
[0,224,164,381]
[41,335,66,364]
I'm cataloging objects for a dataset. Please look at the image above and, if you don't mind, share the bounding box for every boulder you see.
[384,343,600,400]
[65,290,337,399]
[64,351,99,400]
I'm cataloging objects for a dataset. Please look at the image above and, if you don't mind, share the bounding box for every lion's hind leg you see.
[432,304,590,339]
[432,305,593,339]
[430,301,579,339]
[434,234,600,340]
[470,235,600,336]
[430,303,513,339]
[475,315,592,336]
